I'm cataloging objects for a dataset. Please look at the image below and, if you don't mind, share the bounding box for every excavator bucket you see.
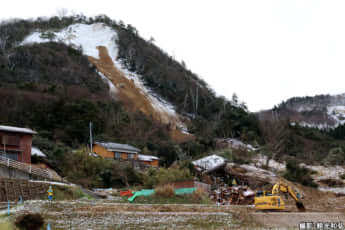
[296,201,306,212]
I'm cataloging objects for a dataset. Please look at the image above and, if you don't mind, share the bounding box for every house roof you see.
[94,141,140,154]
[0,125,37,135]
[138,154,159,162]
[31,147,47,157]
[192,154,227,173]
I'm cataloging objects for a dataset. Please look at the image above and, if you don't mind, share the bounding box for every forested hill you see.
[257,93,345,166]
[0,15,261,166]
[271,93,345,129]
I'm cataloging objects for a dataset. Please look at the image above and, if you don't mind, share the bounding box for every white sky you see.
[1,0,345,111]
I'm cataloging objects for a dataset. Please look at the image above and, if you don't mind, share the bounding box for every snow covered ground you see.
[252,155,345,194]
[225,138,257,152]
[291,105,345,130]
[253,154,286,172]
[21,23,187,131]
[300,164,345,181]
[296,121,333,130]
[327,105,345,127]
[97,71,117,96]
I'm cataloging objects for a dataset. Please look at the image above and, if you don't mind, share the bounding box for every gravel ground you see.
[10,199,345,229]
[14,200,240,230]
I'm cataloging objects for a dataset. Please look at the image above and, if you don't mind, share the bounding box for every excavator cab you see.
[254,182,306,212]
[254,192,285,211]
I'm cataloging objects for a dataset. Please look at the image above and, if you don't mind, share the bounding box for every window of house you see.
[0,151,18,161]
[115,152,121,159]
[128,153,134,159]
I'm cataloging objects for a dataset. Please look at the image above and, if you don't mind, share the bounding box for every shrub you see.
[283,159,318,188]
[15,213,44,230]
[191,188,211,203]
[217,149,232,160]
[51,186,86,200]
[155,184,175,198]
[324,147,345,166]
[142,167,192,188]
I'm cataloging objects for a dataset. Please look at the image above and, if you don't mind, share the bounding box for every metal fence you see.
[0,155,61,181]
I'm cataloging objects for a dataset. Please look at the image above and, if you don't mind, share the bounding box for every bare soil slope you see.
[89,46,193,142]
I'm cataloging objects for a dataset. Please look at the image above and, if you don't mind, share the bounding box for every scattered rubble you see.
[225,163,277,188]
[209,184,255,205]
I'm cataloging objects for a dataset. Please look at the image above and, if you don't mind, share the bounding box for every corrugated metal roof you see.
[138,154,159,162]
[192,154,226,173]
[0,125,37,134]
[94,141,140,153]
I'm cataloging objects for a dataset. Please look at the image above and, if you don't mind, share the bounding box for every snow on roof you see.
[192,154,227,173]
[138,154,159,162]
[0,125,37,134]
[31,147,46,157]
[95,141,140,153]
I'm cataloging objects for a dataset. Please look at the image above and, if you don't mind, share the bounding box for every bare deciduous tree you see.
[258,110,290,166]
[56,8,68,18]
[0,23,9,54]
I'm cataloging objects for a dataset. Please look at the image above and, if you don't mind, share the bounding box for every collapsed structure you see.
[192,154,256,205]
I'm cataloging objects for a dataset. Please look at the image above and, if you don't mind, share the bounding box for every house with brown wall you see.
[93,142,159,167]
[0,125,37,164]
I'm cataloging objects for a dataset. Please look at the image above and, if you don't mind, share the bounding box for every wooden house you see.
[138,154,159,167]
[93,141,159,167]
[0,125,37,164]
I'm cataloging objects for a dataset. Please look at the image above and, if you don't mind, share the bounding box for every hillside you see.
[274,93,345,129]
[5,15,344,191]
[257,93,345,165]
[0,15,262,175]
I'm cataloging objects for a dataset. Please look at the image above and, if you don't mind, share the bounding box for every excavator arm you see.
[272,182,306,212]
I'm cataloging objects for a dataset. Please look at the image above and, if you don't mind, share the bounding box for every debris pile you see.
[209,184,255,205]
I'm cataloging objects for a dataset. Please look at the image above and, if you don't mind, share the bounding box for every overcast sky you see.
[1,0,345,111]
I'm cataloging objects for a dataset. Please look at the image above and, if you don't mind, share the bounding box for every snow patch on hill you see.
[253,154,286,172]
[327,106,345,127]
[21,23,187,131]
[293,121,333,130]
[301,164,345,181]
[253,155,345,194]
[97,71,117,96]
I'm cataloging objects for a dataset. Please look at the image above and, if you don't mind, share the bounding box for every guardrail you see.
[0,155,61,181]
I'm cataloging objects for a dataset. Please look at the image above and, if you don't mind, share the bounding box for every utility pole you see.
[195,87,198,115]
[3,136,7,159]
[89,122,93,153]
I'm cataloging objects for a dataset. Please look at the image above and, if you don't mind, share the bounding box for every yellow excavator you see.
[254,181,306,212]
